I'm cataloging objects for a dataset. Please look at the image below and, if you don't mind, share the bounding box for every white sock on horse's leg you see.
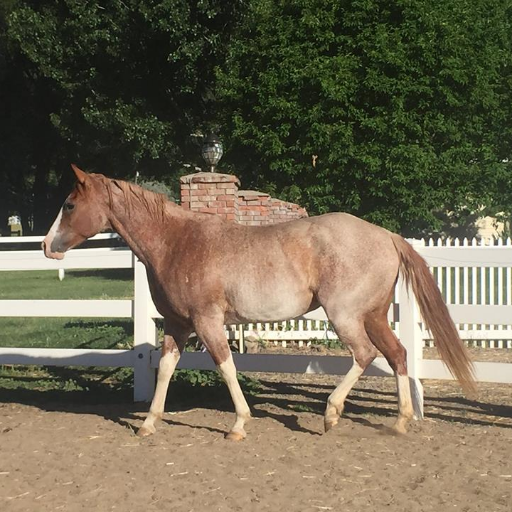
[393,373,414,434]
[320,317,376,433]
[138,349,180,436]
[324,359,364,431]
[217,353,251,440]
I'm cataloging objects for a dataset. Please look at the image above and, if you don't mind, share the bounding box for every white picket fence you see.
[1,235,512,417]
[232,237,512,349]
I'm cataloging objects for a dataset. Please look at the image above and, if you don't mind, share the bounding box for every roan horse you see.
[43,165,475,440]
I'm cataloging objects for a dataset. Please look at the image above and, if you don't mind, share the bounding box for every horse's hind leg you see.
[324,317,378,432]
[193,315,251,441]
[138,322,191,437]
[365,313,414,434]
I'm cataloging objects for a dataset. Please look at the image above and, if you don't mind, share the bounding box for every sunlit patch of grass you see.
[0,269,134,350]
[0,268,133,300]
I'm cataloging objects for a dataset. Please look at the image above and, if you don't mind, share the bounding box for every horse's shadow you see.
[1,375,511,435]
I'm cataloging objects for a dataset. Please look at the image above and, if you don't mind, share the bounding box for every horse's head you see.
[42,165,112,260]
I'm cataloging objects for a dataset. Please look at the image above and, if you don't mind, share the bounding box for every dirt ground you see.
[1,351,512,512]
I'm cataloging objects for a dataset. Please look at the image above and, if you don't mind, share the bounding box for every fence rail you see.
[0,233,120,244]
[1,236,512,416]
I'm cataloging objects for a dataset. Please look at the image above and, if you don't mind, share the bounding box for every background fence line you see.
[1,235,512,416]
[237,236,512,349]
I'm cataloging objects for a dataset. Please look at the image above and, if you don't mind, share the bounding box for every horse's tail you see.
[391,234,476,396]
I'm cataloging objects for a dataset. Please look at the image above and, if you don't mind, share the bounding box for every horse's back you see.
[285,212,398,266]
[217,211,399,288]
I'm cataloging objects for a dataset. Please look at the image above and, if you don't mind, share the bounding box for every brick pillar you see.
[180,171,308,225]
[180,172,240,222]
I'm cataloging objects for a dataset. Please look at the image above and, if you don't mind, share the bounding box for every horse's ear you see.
[71,164,88,184]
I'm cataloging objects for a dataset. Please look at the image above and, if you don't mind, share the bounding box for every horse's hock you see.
[179,172,308,225]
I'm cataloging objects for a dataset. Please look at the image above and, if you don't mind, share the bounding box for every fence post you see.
[133,256,157,402]
[398,239,425,419]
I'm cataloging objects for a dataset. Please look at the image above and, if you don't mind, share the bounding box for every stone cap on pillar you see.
[237,190,270,199]
[180,172,241,186]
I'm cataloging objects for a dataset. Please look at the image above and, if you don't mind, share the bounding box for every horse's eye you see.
[63,202,75,211]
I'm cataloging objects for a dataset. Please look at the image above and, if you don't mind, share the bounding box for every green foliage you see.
[216,0,512,235]
[174,368,261,395]
[1,0,246,231]
[139,179,176,202]
[289,403,315,413]
[2,0,512,236]
[174,368,222,387]
[7,0,244,163]
[315,338,344,351]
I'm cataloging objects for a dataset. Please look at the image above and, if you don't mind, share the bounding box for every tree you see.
[216,0,512,236]
[2,0,246,232]
[3,0,512,236]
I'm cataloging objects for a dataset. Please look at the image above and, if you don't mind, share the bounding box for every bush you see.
[139,180,175,202]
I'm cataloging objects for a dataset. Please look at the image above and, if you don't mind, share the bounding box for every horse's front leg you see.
[137,322,191,437]
[194,315,251,441]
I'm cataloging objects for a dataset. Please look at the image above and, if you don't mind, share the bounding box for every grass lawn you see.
[0,268,134,300]
[0,268,136,398]
[0,269,134,349]
[0,268,260,400]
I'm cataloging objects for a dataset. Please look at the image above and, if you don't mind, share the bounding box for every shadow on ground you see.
[67,268,133,281]
[1,371,511,436]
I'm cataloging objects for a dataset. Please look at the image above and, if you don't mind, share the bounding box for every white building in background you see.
[475,216,507,239]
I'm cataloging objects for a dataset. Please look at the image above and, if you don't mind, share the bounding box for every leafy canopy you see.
[217,0,512,235]
[1,0,244,230]
[2,0,512,236]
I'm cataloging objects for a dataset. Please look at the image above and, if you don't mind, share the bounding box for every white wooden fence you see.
[233,236,512,349]
[1,235,512,417]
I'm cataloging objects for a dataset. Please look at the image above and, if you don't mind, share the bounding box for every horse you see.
[43,165,476,440]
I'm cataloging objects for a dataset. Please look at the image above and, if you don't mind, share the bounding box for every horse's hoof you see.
[137,424,156,437]
[225,430,246,441]
[391,423,408,436]
[324,418,338,433]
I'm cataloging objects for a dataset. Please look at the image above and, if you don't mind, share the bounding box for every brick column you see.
[180,172,240,222]
[180,171,308,225]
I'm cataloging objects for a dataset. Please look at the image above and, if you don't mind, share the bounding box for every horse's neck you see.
[109,198,184,268]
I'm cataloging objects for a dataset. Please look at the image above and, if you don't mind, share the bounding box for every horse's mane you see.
[99,175,170,222]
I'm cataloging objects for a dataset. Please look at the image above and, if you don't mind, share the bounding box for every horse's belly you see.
[226,286,313,323]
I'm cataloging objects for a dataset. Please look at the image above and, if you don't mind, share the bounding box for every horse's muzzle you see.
[41,239,65,260]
